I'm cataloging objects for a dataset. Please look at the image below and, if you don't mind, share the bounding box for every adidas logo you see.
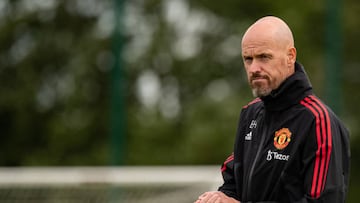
[245,131,252,141]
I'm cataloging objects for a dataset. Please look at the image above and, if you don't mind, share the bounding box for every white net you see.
[0,166,222,203]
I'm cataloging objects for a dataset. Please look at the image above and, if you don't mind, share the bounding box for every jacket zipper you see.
[246,111,268,200]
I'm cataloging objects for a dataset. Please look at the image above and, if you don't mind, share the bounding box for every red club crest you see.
[274,128,292,150]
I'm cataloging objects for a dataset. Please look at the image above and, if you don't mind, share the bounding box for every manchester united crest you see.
[274,128,292,150]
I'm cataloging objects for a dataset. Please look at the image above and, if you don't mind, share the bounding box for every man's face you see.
[241,38,289,97]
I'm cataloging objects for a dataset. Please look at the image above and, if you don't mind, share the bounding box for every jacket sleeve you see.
[218,153,239,200]
[294,110,350,203]
[218,107,249,201]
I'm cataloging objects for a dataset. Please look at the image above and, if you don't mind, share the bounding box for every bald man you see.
[195,16,350,203]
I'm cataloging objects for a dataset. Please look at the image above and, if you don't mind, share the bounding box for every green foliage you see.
[0,1,111,165]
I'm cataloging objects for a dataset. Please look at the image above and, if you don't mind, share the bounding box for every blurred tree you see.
[0,0,112,165]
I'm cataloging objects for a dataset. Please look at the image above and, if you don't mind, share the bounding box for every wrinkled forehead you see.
[241,33,279,55]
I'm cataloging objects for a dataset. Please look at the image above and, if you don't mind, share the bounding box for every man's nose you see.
[248,60,262,74]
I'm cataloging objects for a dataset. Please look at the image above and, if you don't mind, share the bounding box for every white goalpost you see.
[0,166,222,203]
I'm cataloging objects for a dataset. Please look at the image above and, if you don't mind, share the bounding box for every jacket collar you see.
[260,62,313,111]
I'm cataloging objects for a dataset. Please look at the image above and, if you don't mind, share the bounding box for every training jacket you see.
[218,62,350,203]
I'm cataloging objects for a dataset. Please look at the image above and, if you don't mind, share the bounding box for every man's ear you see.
[287,47,297,65]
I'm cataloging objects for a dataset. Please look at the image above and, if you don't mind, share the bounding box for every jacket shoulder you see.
[299,95,330,116]
[242,98,262,109]
[299,95,346,128]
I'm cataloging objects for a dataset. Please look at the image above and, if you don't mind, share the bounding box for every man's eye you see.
[244,57,253,62]
[259,54,271,60]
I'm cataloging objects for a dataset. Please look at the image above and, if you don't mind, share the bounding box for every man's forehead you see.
[241,44,274,56]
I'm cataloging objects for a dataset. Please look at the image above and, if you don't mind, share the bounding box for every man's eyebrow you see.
[257,53,273,58]
[243,55,253,60]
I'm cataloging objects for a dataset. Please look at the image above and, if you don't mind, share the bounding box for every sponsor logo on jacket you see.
[266,150,290,161]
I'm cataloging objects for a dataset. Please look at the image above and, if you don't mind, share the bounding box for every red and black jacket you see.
[219,62,350,203]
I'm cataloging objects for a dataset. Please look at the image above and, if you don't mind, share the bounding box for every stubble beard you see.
[251,86,272,97]
[250,79,273,97]
[249,73,273,97]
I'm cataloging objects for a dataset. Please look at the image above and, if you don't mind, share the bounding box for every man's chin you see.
[252,87,271,97]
